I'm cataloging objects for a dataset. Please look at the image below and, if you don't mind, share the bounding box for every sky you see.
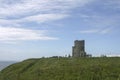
[0,0,120,61]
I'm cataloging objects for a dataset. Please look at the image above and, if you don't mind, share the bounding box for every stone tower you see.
[72,40,86,57]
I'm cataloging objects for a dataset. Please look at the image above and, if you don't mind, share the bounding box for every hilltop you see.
[0,57,120,80]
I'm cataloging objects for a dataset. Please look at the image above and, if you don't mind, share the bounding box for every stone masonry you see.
[72,40,86,57]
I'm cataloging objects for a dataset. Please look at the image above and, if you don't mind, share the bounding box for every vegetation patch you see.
[0,57,120,80]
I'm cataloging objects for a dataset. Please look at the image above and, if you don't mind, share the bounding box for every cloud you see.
[0,27,58,42]
[0,19,20,27]
[100,28,112,34]
[107,54,120,57]
[103,0,120,9]
[0,0,95,43]
[1,0,92,43]
[0,14,69,27]
[0,0,94,18]
[0,0,95,25]
[79,29,99,34]
[18,14,69,23]
[79,27,112,34]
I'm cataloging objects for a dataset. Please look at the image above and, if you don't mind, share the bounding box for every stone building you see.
[72,40,86,57]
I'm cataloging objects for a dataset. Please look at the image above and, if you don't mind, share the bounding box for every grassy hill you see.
[0,57,120,80]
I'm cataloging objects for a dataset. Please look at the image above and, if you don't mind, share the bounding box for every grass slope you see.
[0,57,120,80]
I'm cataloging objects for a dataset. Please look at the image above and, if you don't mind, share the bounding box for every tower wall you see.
[72,40,86,57]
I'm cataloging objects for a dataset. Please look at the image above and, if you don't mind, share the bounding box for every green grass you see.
[0,57,120,80]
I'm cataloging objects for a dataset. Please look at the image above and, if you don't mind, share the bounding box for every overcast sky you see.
[0,0,120,61]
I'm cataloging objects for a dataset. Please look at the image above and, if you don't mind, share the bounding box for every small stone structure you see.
[72,40,86,57]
